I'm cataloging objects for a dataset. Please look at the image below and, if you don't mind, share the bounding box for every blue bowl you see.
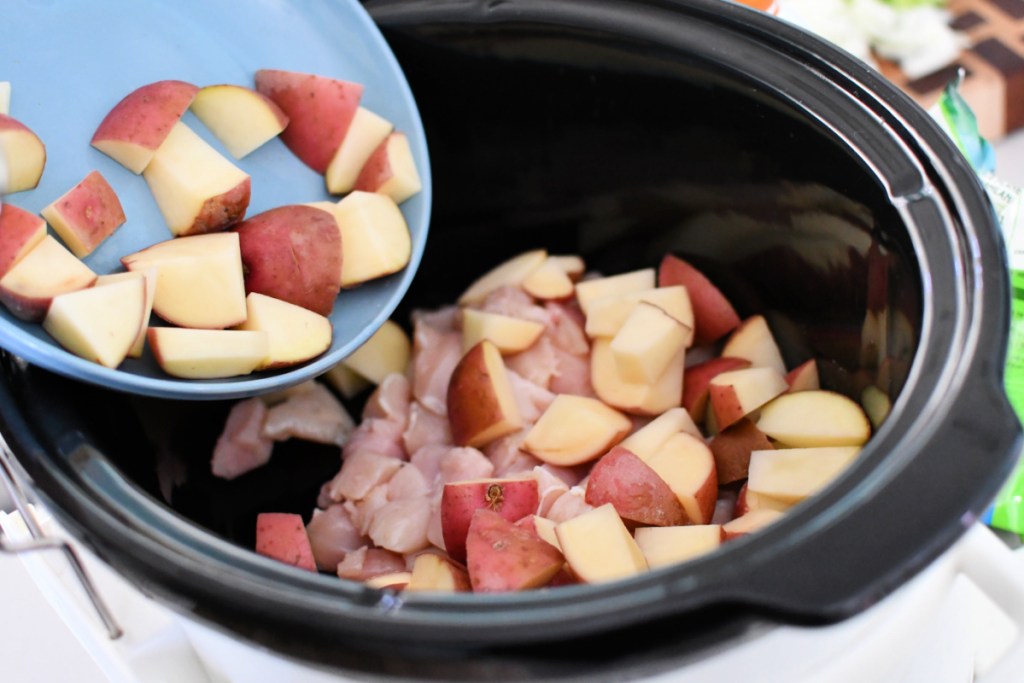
[0,0,431,400]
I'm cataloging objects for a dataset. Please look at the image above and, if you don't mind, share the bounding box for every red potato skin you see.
[682,356,751,422]
[465,508,565,593]
[50,171,126,251]
[707,382,749,432]
[184,176,252,236]
[585,446,688,526]
[446,341,519,448]
[233,204,342,315]
[90,80,198,149]
[254,69,364,174]
[785,358,820,393]
[0,204,44,278]
[353,133,394,193]
[658,254,741,345]
[255,512,317,572]
[708,418,773,485]
[441,478,540,563]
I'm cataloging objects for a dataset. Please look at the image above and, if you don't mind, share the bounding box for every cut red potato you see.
[255,512,317,572]
[590,337,685,416]
[42,275,146,369]
[644,431,718,525]
[523,394,632,466]
[327,191,412,288]
[785,358,820,392]
[143,121,251,236]
[756,390,872,447]
[122,232,248,330]
[234,204,342,316]
[720,314,787,376]
[747,446,862,504]
[461,308,545,354]
[93,270,156,359]
[618,406,703,459]
[682,356,751,422]
[325,107,393,195]
[584,285,694,342]
[466,508,565,593]
[584,446,688,526]
[147,327,269,379]
[722,509,785,541]
[189,83,289,159]
[90,79,198,174]
[440,477,540,563]
[515,514,561,550]
[40,170,126,258]
[0,113,46,194]
[405,553,471,593]
[447,340,523,448]
[254,68,364,175]
[354,131,423,204]
[521,256,575,301]
[0,203,47,278]
[457,249,547,306]
[365,571,413,590]
[0,235,96,321]
[234,292,333,370]
[320,361,372,399]
[574,268,656,316]
[548,254,586,281]
[634,525,723,569]
[707,365,789,431]
[658,253,740,345]
[338,319,411,386]
[734,483,793,517]
[609,301,689,384]
[555,503,648,584]
[708,417,773,485]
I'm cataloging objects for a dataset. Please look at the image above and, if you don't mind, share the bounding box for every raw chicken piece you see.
[343,417,407,462]
[411,305,460,333]
[306,505,367,572]
[439,447,495,484]
[478,285,550,325]
[409,443,451,488]
[548,346,594,397]
[345,484,392,536]
[545,486,593,523]
[388,462,430,500]
[211,397,274,480]
[262,382,356,447]
[410,321,462,416]
[336,546,407,581]
[532,465,572,518]
[506,369,556,423]
[545,301,589,356]
[402,401,453,456]
[425,491,446,550]
[328,451,403,502]
[506,336,559,390]
[362,373,412,430]
[367,496,433,554]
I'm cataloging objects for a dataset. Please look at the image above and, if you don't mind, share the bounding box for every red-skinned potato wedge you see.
[523,394,633,466]
[405,553,471,592]
[255,512,317,572]
[0,235,96,322]
[682,356,751,423]
[720,314,787,376]
[461,308,545,355]
[190,83,289,159]
[722,509,785,541]
[0,203,47,278]
[143,121,251,236]
[354,131,423,204]
[447,340,524,448]
[707,365,788,431]
[584,446,688,526]
[644,431,718,525]
[756,390,871,448]
[785,358,820,392]
[521,256,575,301]
[90,79,198,174]
[657,253,740,345]
[708,417,774,485]
[41,170,126,258]
[457,249,547,306]
[466,508,565,592]
[318,191,412,289]
[254,68,364,174]
[590,337,685,416]
[747,446,861,504]
[147,327,269,379]
[441,477,539,563]
[234,292,333,370]
[326,107,393,195]
[617,406,703,461]
[339,319,411,386]
[0,113,46,194]
[734,482,793,517]
[555,503,648,584]
[234,204,342,316]
[634,524,723,569]
[365,571,413,590]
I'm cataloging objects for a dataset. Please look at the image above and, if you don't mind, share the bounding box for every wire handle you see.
[0,433,123,640]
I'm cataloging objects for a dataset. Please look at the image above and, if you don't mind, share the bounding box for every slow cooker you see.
[0,0,1020,680]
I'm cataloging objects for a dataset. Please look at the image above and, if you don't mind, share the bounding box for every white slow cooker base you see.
[2,503,1023,683]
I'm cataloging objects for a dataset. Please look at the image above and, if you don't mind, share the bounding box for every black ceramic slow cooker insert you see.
[0,1,1020,680]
